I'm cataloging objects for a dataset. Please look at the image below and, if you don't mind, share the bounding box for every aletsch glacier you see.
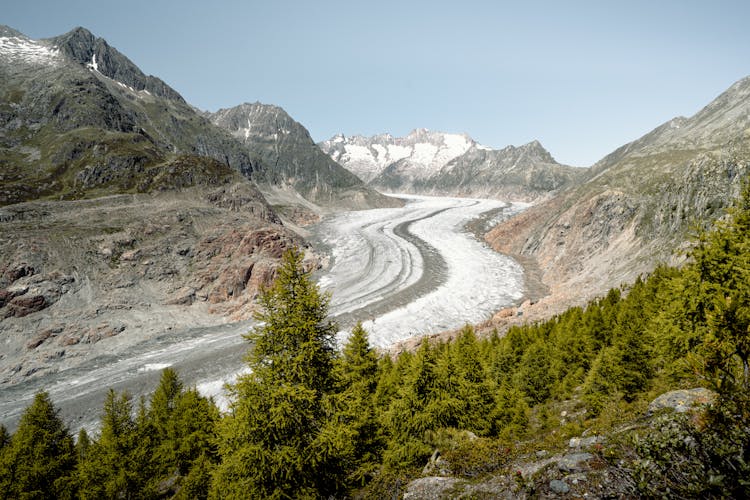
[314,194,527,346]
[0,194,529,429]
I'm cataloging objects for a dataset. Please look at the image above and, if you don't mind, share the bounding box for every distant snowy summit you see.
[319,129,484,183]
[319,130,581,202]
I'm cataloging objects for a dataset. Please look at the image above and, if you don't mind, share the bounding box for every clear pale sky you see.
[4,0,750,166]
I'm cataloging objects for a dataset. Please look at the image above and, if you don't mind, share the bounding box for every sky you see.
[4,0,750,166]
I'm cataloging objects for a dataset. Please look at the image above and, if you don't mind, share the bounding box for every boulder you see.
[549,479,570,494]
[647,388,716,415]
[165,286,196,306]
[569,435,605,449]
[3,263,34,284]
[493,307,516,320]
[6,294,47,317]
[120,249,141,261]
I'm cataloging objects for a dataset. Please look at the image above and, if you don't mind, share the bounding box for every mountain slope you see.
[0,26,263,205]
[0,26,309,385]
[486,76,750,311]
[319,130,580,201]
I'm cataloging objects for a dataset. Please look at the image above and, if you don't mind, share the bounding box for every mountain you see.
[319,129,580,201]
[485,75,750,315]
[0,26,263,205]
[206,103,399,215]
[320,129,476,183]
[0,26,326,385]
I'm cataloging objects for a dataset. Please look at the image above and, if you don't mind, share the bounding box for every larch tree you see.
[211,247,347,499]
[0,392,76,499]
[335,322,383,484]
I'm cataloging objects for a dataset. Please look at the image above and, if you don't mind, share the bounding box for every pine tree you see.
[512,340,553,404]
[0,392,76,499]
[692,181,750,395]
[211,247,346,499]
[451,326,496,435]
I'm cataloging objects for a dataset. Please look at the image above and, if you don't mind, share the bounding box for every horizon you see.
[4,0,750,167]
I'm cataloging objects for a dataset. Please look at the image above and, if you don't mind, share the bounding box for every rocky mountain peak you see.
[207,102,395,210]
[46,26,184,102]
[517,139,556,163]
[209,102,314,147]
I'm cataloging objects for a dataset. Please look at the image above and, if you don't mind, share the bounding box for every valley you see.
[0,194,528,432]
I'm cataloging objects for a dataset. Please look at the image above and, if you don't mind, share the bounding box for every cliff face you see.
[486,77,750,308]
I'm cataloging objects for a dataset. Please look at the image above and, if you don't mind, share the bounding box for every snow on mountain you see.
[0,30,61,66]
[319,129,474,183]
[319,129,578,201]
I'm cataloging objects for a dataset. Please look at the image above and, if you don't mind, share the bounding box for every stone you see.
[550,479,570,494]
[7,294,47,317]
[120,249,141,261]
[569,435,605,449]
[557,452,594,472]
[4,263,34,283]
[647,388,716,415]
[26,330,53,349]
[166,286,196,306]
[493,307,516,320]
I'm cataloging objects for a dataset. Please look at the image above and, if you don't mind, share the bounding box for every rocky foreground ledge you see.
[402,388,715,499]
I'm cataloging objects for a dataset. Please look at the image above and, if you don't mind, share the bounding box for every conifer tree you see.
[150,367,183,440]
[691,181,750,395]
[0,425,8,450]
[335,322,383,484]
[0,392,76,499]
[451,326,496,434]
[382,341,439,469]
[76,428,91,463]
[78,389,152,499]
[491,383,530,439]
[512,340,553,404]
[211,247,346,499]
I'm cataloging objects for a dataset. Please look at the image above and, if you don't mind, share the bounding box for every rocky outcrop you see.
[404,448,635,499]
[647,387,716,415]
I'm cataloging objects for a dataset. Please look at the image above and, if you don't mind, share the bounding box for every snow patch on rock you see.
[0,35,61,66]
